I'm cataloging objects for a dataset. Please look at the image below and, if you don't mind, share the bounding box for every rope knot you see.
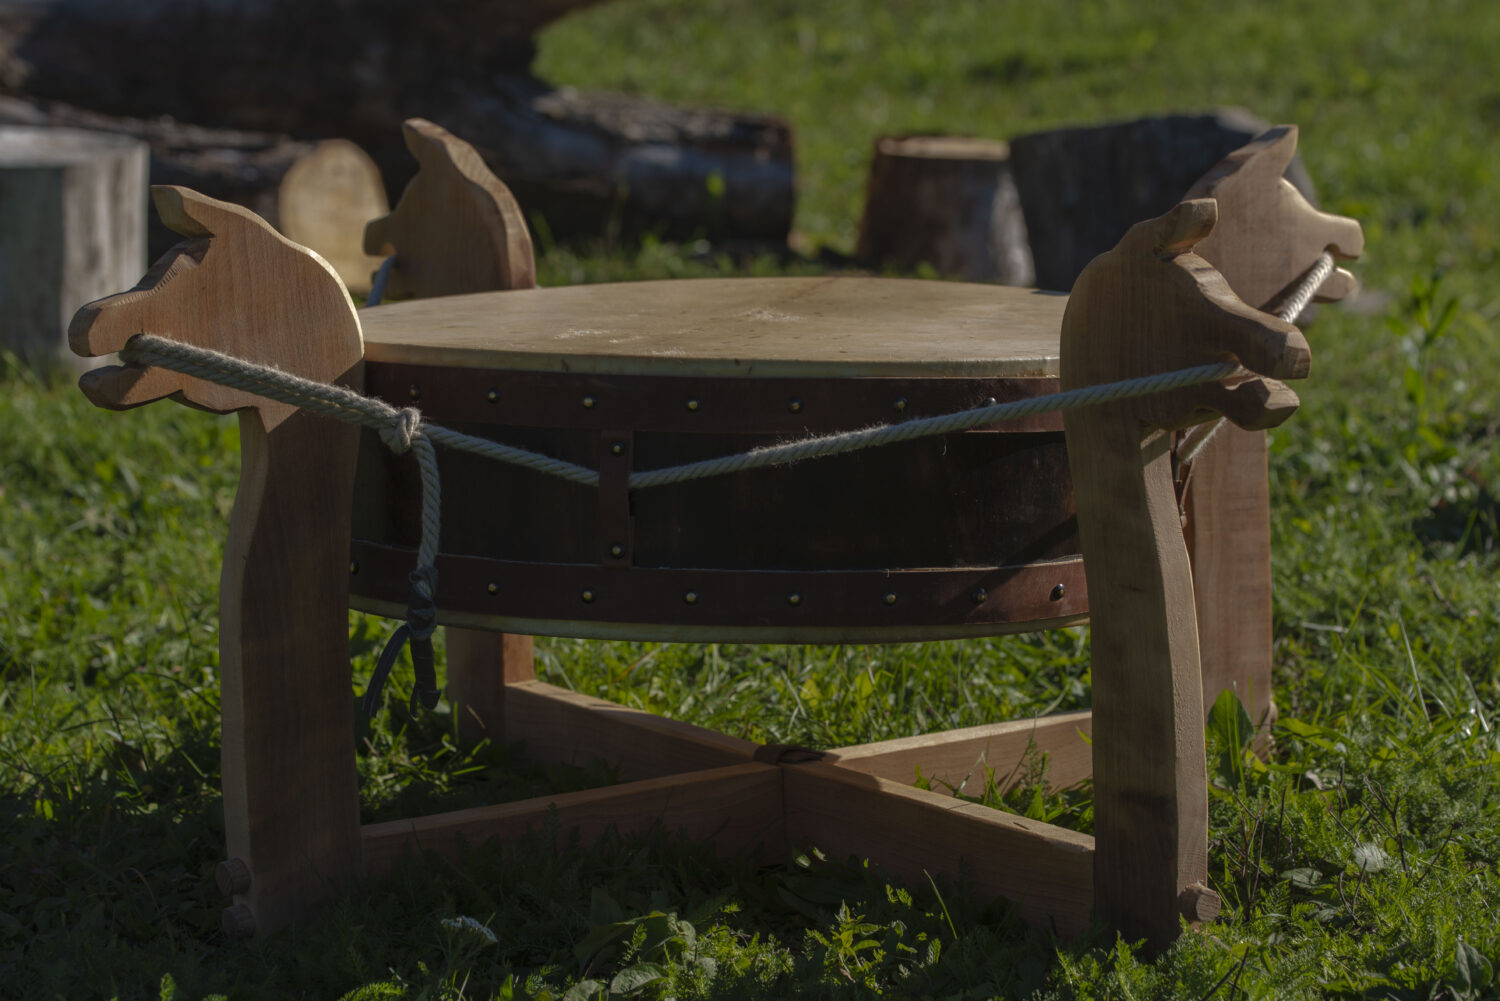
[379,407,424,454]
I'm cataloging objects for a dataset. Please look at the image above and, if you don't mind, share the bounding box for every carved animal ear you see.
[402,117,449,166]
[1150,198,1218,257]
[153,185,267,240]
[1234,124,1298,179]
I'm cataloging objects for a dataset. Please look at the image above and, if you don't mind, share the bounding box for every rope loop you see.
[379,407,423,455]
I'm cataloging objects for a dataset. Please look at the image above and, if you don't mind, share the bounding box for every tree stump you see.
[1008,108,1318,292]
[278,139,390,294]
[855,135,1034,285]
[0,125,146,371]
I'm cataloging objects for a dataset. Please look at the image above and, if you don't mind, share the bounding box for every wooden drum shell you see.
[349,364,1086,642]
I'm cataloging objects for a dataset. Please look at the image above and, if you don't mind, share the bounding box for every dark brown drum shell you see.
[348,363,1086,641]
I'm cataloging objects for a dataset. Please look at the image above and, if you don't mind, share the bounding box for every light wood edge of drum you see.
[361,761,786,877]
[825,709,1093,794]
[783,761,1094,937]
[357,278,1066,379]
[354,594,1088,644]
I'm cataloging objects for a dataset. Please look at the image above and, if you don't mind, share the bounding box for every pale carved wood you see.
[363,117,536,300]
[363,117,540,745]
[278,138,390,294]
[1060,198,1309,949]
[1182,125,1364,736]
[70,186,366,938]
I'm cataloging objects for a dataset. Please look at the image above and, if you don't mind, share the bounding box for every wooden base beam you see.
[362,762,785,876]
[502,680,759,781]
[826,709,1092,794]
[783,760,1094,935]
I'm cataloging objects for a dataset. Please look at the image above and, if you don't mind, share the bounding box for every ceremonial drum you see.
[349,276,1089,643]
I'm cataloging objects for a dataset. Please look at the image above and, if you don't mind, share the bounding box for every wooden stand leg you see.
[1074,424,1211,949]
[1182,426,1277,739]
[445,627,535,746]
[218,409,363,938]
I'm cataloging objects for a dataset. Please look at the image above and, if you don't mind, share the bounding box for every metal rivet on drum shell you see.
[348,560,359,575]
[486,581,499,595]
[882,592,897,606]
[1050,583,1066,602]
[408,384,421,401]
[686,398,701,412]
[893,397,908,413]
[983,396,997,407]
[581,588,596,603]
[786,592,802,607]
[486,387,500,403]
[971,588,988,605]
[788,398,803,413]
[582,395,597,409]
[684,590,699,605]
[609,544,625,559]
[609,441,625,456]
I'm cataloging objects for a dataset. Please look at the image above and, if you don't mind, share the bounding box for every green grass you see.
[5,0,1500,997]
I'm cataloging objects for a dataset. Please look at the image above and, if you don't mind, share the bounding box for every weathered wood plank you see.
[504,681,759,780]
[826,710,1092,794]
[783,761,1094,936]
[362,762,785,875]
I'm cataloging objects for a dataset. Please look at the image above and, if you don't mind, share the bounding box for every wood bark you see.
[0,124,146,371]
[856,135,1034,285]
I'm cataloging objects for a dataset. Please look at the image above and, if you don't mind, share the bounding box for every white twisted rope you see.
[1176,251,1335,466]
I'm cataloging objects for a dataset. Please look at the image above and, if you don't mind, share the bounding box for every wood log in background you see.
[0,124,145,371]
[0,97,317,259]
[1008,108,1318,291]
[0,1,796,245]
[855,135,1034,285]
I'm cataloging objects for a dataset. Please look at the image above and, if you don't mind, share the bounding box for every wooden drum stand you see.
[70,122,1361,950]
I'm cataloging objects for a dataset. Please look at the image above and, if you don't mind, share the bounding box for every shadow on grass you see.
[3,705,1071,1000]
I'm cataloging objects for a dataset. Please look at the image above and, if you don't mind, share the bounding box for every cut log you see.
[1008,108,1318,292]
[430,79,795,242]
[855,135,1034,285]
[0,97,318,259]
[0,0,613,135]
[278,139,389,294]
[0,125,146,371]
[0,3,797,245]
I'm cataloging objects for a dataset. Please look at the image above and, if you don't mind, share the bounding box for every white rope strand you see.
[628,361,1239,489]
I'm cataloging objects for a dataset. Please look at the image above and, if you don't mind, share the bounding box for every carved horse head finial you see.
[69,186,364,431]
[363,118,536,299]
[1188,125,1365,312]
[1063,197,1310,434]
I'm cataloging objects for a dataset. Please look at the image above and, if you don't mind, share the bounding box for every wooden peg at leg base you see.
[1179,882,1223,923]
[215,857,252,897]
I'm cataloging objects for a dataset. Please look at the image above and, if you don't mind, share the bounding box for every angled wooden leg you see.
[218,407,363,938]
[1182,426,1276,739]
[445,627,535,746]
